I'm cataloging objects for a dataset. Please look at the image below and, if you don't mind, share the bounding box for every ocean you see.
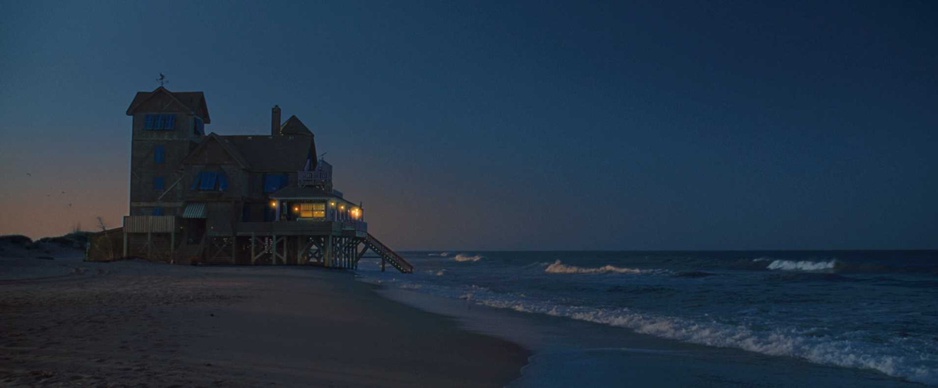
[357,250,938,387]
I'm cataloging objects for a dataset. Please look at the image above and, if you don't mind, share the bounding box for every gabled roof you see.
[222,134,317,173]
[279,115,312,136]
[181,133,250,168]
[126,86,211,123]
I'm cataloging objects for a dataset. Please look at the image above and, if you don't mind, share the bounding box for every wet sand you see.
[0,247,529,387]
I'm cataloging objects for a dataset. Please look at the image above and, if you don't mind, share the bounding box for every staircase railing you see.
[364,233,414,273]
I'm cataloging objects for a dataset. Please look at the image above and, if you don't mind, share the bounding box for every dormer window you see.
[191,171,229,191]
[145,114,177,130]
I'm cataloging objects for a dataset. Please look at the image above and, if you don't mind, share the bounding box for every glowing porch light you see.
[270,200,278,208]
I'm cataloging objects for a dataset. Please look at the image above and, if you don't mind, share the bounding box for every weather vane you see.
[157,73,168,87]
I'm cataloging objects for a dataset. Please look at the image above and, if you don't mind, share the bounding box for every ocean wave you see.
[454,254,483,262]
[545,260,648,275]
[474,297,936,385]
[767,259,837,272]
[428,252,450,257]
[360,273,936,384]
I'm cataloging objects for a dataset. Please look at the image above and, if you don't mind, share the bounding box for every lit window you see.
[299,203,326,218]
[154,145,165,164]
[154,176,165,191]
[144,114,177,130]
[191,171,228,191]
[153,207,164,216]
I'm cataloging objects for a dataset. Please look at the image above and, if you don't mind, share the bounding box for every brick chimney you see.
[271,105,281,136]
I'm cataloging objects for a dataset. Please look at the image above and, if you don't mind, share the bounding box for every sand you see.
[0,246,529,387]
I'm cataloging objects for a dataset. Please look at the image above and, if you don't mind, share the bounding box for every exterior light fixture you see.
[270,200,278,208]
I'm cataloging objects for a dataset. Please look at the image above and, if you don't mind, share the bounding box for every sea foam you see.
[474,296,936,385]
[767,259,837,272]
[545,260,647,275]
[454,254,483,262]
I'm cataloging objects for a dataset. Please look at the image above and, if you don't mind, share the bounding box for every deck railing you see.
[297,170,329,187]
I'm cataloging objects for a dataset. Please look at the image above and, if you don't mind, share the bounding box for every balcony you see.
[297,170,329,187]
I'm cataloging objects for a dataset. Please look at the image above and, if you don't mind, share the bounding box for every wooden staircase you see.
[363,233,414,273]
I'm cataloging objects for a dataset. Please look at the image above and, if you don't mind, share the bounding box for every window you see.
[154,145,165,164]
[193,117,204,135]
[263,173,289,193]
[144,114,177,130]
[153,176,165,191]
[153,207,164,216]
[299,202,326,218]
[191,171,228,191]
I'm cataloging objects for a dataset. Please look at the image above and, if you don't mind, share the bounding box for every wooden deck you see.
[117,216,412,273]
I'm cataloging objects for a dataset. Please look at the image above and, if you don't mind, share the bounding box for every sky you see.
[0,0,936,250]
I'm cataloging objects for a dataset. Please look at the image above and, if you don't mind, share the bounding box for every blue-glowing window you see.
[153,176,165,191]
[191,171,228,191]
[154,145,165,164]
[263,174,289,193]
[153,207,164,216]
[144,114,177,130]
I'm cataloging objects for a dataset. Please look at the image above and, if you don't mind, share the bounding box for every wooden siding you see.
[123,215,176,233]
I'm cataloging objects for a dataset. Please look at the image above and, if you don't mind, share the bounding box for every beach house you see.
[103,86,412,272]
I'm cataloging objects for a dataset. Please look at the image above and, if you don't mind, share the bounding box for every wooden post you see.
[122,230,128,258]
[146,228,152,260]
[297,237,302,265]
[170,230,176,264]
[325,235,333,268]
[356,244,368,266]
[231,236,237,265]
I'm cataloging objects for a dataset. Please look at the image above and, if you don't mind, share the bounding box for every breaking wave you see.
[545,260,648,275]
[767,259,837,272]
[454,254,483,262]
[474,297,936,385]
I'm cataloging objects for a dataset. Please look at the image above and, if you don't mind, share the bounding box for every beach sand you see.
[0,245,529,387]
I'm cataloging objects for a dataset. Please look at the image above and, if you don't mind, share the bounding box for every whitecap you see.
[454,254,483,262]
[767,259,837,272]
[474,297,936,385]
[545,260,647,275]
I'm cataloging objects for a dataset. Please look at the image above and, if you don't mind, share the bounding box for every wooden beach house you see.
[104,86,412,273]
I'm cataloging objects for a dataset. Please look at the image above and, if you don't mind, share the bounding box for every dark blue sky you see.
[1,1,936,249]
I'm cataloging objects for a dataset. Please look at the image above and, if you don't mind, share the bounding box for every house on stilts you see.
[100,86,412,273]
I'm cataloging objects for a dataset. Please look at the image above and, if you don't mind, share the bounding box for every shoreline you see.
[0,251,529,387]
[363,271,926,388]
